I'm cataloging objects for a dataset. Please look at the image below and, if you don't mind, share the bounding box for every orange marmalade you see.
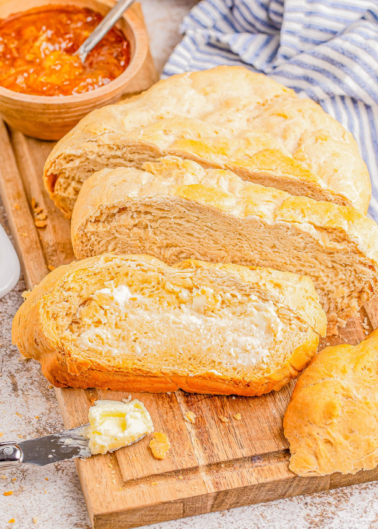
[0,5,130,97]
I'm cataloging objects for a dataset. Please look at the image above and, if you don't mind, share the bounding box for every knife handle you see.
[0,442,23,469]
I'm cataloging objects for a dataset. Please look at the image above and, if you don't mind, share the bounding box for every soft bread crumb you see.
[151,482,158,486]
[149,432,171,460]
[184,411,196,424]
[234,413,242,420]
[4,491,13,496]
[219,416,229,423]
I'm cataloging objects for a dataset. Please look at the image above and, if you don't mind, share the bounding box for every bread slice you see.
[71,157,378,335]
[284,328,378,476]
[43,66,371,218]
[12,254,326,395]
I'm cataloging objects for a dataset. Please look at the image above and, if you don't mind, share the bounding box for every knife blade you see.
[0,425,91,469]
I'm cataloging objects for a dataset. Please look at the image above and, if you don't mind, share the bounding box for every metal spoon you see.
[75,0,136,64]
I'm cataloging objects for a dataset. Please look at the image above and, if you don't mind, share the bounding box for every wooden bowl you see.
[0,0,149,140]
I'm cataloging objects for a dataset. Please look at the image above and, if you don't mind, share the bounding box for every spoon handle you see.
[76,0,136,63]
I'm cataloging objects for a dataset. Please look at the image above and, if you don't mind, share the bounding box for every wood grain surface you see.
[0,15,378,526]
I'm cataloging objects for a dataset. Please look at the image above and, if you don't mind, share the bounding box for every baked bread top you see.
[71,157,378,334]
[284,328,378,476]
[12,254,326,395]
[44,66,371,217]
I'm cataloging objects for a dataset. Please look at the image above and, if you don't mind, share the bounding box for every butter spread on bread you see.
[284,329,378,476]
[83,399,153,455]
[44,66,371,217]
[71,157,378,335]
[12,254,326,395]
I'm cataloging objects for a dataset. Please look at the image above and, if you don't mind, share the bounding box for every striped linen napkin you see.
[163,0,378,221]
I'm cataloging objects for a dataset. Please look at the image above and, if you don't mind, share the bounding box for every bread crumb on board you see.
[149,432,171,460]
[234,413,242,421]
[31,198,48,228]
[219,416,229,423]
[35,219,47,228]
[48,265,56,271]
[184,411,196,424]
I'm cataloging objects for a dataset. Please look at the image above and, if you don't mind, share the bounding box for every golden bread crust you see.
[44,66,371,217]
[284,328,378,476]
[12,254,326,395]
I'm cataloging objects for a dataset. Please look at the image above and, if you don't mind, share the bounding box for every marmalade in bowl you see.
[0,5,130,97]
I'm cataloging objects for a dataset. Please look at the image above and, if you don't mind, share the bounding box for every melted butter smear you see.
[0,5,130,96]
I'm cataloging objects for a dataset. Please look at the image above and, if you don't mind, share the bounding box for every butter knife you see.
[0,426,91,469]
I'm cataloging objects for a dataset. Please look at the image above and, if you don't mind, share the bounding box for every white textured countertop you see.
[1,1,378,527]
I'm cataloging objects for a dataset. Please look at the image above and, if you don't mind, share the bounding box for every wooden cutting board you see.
[1,12,378,526]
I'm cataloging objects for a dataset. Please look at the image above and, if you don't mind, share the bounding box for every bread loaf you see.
[12,254,326,395]
[71,157,378,334]
[44,66,371,218]
[284,329,378,476]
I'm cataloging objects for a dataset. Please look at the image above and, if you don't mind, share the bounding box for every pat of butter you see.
[83,399,154,455]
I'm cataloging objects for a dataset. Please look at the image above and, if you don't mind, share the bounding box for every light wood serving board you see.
[1,12,378,526]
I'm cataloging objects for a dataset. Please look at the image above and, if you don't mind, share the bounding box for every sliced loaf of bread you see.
[43,66,371,217]
[71,157,378,334]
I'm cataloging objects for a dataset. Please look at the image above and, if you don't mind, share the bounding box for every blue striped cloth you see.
[163,0,378,221]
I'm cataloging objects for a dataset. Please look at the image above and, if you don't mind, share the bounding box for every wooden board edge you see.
[0,120,48,287]
[90,462,378,529]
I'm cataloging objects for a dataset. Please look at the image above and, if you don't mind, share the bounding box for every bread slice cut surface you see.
[12,254,326,395]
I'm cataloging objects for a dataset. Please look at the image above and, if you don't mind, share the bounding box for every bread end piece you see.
[284,328,378,476]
